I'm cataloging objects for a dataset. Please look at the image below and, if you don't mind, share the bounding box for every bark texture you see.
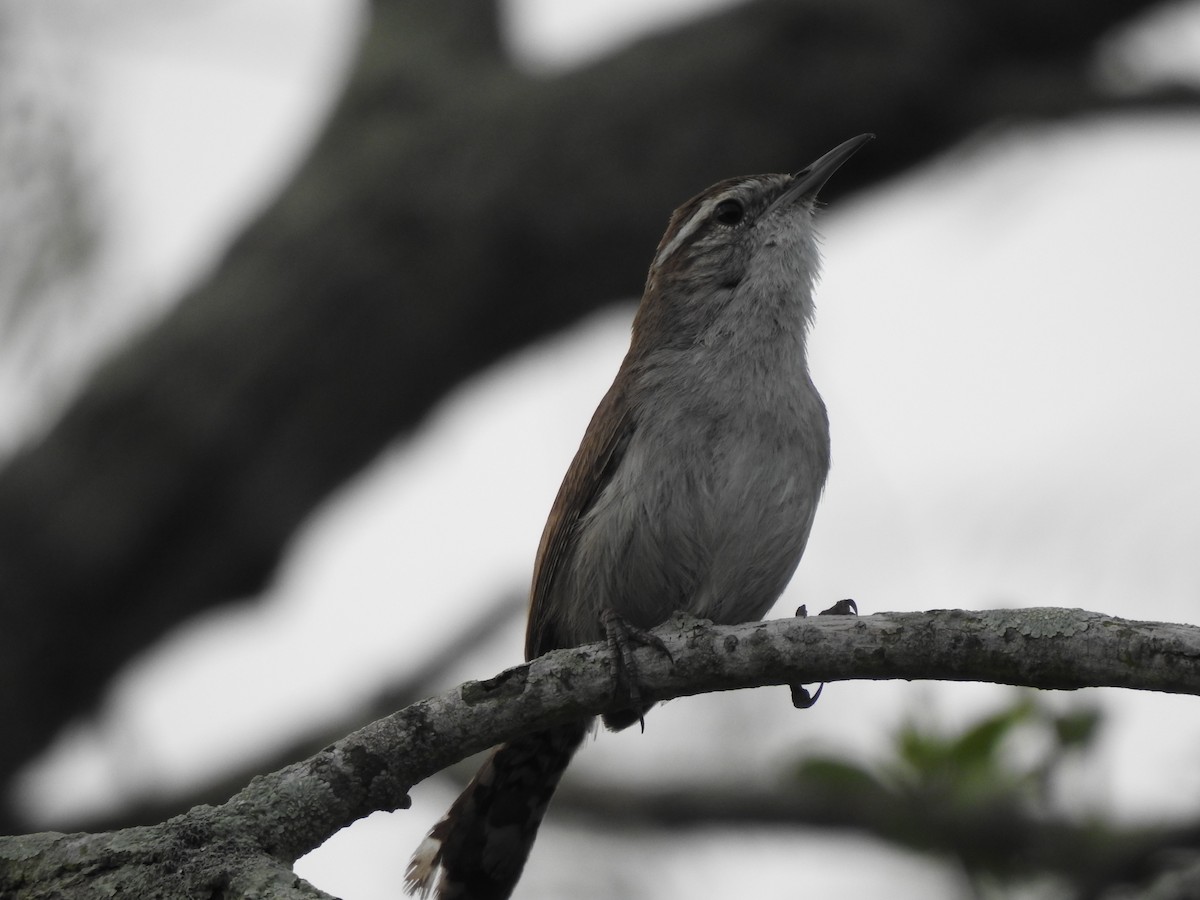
[2,608,1197,899]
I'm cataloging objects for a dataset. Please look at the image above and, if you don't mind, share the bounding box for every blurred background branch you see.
[553,697,1200,900]
[60,590,525,835]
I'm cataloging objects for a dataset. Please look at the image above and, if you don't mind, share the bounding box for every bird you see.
[406,133,873,900]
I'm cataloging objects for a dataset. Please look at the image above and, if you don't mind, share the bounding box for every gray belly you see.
[555,400,829,645]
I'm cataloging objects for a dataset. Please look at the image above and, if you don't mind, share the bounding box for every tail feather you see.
[406,721,589,900]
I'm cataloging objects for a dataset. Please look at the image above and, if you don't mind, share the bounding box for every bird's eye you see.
[712,199,745,226]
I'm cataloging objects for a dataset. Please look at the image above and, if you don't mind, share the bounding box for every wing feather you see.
[525,379,634,660]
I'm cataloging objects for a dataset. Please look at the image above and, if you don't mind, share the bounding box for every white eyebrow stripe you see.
[651,194,725,271]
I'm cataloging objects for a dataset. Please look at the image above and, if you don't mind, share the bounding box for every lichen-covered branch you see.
[3,607,1197,898]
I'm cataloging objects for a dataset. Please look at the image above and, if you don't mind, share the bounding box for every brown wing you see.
[525,379,634,660]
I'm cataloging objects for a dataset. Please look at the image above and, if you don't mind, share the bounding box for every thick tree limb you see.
[2,608,1197,899]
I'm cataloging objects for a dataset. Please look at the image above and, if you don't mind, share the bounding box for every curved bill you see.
[771,133,875,210]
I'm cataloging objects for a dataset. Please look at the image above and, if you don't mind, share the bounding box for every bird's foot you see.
[791,598,858,709]
[599,608,672,732]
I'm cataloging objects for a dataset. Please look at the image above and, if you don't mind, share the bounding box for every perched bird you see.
[407,134,873,900]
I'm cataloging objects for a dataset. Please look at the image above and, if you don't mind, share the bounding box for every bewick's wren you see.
[406,134,873,900]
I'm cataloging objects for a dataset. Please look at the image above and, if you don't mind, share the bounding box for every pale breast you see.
[555,374,829,645]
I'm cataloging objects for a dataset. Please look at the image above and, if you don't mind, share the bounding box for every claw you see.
[790,682,824,709]
[791,599,857,709]
[819,598,858,616]
[599,609,672,731]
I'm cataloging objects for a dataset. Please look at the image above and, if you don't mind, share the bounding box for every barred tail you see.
[405,722,589,900]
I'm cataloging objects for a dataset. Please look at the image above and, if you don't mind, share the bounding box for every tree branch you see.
[3,608,1197,898]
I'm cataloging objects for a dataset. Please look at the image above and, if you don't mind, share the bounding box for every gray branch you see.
[3,607,1197,898]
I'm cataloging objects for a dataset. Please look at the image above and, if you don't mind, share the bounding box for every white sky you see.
[8,2,1200,899]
